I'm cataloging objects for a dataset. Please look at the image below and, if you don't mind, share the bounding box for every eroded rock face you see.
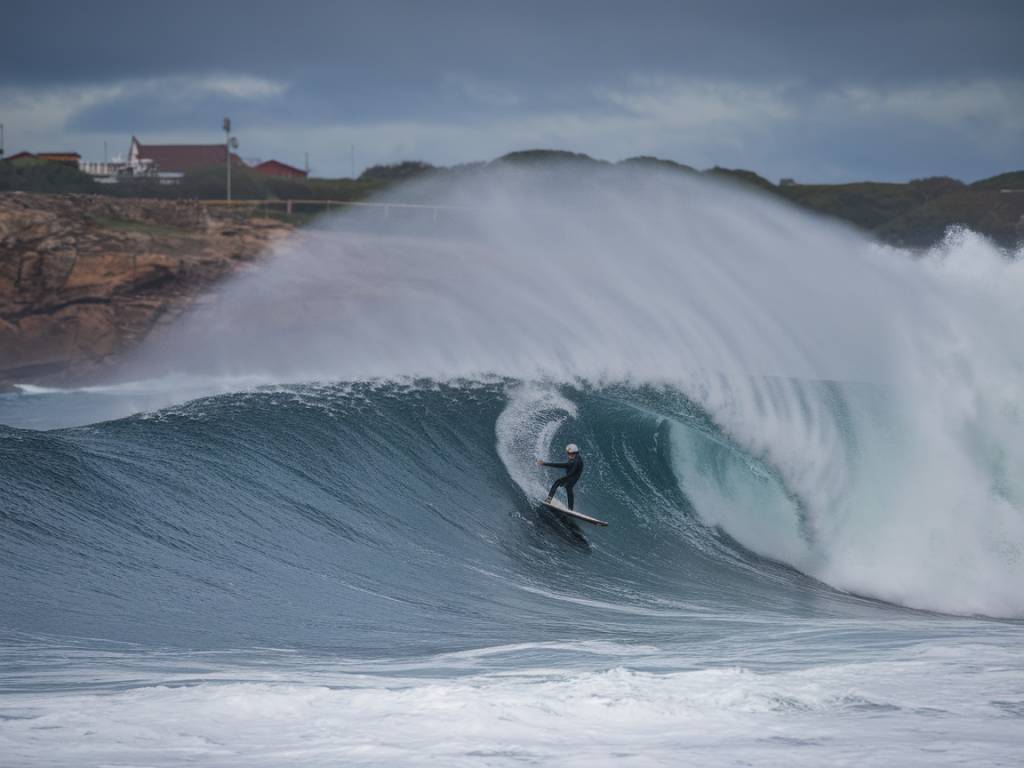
[0,192,293,387]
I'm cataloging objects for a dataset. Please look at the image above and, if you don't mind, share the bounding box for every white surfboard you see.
[541,498,609,527]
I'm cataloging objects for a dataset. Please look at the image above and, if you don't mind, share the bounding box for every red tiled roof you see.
[135,141,245,173]
[253,159,307,178]
[3,151,36,161]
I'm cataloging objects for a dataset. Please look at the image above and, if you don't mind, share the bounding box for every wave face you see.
[0,381,849,653]
[1,373,1021,660]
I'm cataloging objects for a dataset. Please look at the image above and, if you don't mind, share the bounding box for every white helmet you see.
[566,443,579,454]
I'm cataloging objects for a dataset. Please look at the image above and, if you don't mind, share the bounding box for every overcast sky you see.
[2,0,1021,181]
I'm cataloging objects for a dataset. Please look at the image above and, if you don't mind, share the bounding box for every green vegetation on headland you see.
[2,149,1022,248]
[89,214,198,239]
[777,176,1024,248]
[0,155,100,194]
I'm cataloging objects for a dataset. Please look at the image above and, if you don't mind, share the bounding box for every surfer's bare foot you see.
[545,497,552,503]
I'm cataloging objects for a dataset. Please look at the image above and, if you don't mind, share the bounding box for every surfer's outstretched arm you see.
[538,460,571,469]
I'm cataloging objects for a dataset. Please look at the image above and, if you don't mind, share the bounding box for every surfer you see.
[537,444,584,510]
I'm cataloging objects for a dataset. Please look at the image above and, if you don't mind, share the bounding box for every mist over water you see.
[122,165,1024,618]
[141,166,907,383]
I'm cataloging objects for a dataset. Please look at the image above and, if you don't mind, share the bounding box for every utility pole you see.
[1,124,5,159]
[223,117,238,202]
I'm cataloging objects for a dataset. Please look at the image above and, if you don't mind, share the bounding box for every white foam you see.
[495,383,578,502]
[2,642,1021,767]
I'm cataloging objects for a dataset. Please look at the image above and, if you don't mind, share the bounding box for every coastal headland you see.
[0,193,293,388]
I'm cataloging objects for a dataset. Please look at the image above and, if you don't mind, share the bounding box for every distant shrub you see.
[0,158,100,194]
[358,161,435,182]
[909,176,966,192]
[704,166,777,192]
[494,150,601,166]
[620,156,697,174]
[176,165,270,199]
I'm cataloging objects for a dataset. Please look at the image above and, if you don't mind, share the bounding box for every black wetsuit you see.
[543,454,584,510]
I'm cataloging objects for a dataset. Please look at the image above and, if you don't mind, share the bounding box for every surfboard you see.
[541,498,609,527]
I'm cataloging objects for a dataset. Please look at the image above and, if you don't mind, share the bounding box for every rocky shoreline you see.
[0,193,294,389]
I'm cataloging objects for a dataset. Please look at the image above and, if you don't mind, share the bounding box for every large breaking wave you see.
[2,163,1023,639]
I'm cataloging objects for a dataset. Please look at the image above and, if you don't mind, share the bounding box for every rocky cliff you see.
[0,193,293,388]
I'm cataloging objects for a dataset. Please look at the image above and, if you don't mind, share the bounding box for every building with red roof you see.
[252,159,308,179]
[2,151,82,167]
[36,152,82,167]
[2,151,38,162]
[129,137,245,182]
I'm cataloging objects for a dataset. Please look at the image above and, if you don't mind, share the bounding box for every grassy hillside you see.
[779,176,1023,247]
[3,151,1022,248]
[971,171,1024,190]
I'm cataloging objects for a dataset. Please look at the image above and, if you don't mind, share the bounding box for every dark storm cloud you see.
[2,0,1021,180]
[5,0,1021,90]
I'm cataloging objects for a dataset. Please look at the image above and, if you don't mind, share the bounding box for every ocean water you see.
[1,167,1022,765]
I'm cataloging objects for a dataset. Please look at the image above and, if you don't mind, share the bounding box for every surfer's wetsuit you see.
[542,454,584,510]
